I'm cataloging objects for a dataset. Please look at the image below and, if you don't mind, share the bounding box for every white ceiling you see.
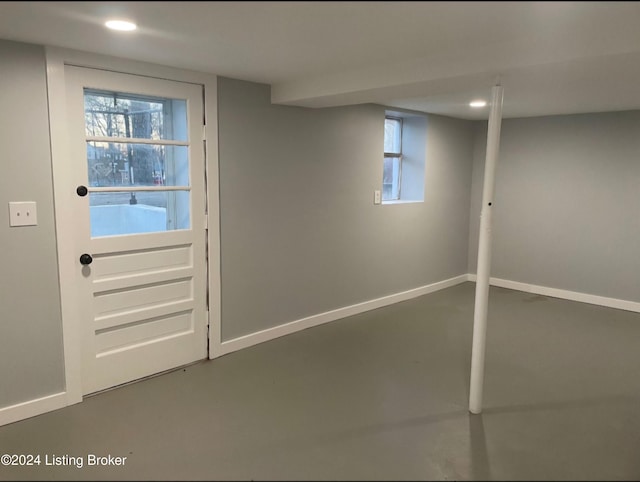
[1,1,640,119]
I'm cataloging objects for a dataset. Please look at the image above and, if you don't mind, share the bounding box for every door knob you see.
[76,185,88,197]
[79,253,93,265]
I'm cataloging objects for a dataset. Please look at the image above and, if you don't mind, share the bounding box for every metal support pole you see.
[469,84,504,414]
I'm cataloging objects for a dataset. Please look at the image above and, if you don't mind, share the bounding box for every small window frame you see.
[383,115,403,201]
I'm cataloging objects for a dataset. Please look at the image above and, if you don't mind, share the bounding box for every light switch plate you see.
[9,202,37,227]
[374,190,381,205]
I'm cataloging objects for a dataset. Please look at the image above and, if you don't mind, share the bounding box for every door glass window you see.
[83,90,191,237]
[84,91,187,141]
[89,191,190,237]
[86,143,189,187]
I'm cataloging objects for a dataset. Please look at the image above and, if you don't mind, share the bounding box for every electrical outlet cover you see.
[9,201,37,227]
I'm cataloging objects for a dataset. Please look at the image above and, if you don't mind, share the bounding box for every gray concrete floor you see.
[1,282,639,480]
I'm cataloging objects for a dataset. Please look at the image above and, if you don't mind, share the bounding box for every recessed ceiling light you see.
[470,100,487,108]
[105,19,137,31]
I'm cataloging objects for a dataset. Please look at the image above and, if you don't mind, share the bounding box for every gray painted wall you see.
[468,111,640,302]
[0,40,65,407]
[218,77,475,340]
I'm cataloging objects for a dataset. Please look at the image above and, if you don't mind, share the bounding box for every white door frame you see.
[46,47,222,407]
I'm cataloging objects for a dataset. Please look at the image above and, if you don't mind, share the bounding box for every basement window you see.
[382,110,427,204]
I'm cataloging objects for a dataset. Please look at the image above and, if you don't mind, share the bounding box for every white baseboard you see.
[0,392,67,427]
[467,274,640,313]
[218,274,469,356]
[6,274,636,428]
[1,275,467,426]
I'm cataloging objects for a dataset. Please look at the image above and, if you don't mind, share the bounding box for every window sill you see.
[381,199,424,205]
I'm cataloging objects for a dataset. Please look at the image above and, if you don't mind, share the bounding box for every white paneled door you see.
[65,66,208,395]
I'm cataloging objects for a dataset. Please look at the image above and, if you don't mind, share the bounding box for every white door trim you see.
[45,47,222,407]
